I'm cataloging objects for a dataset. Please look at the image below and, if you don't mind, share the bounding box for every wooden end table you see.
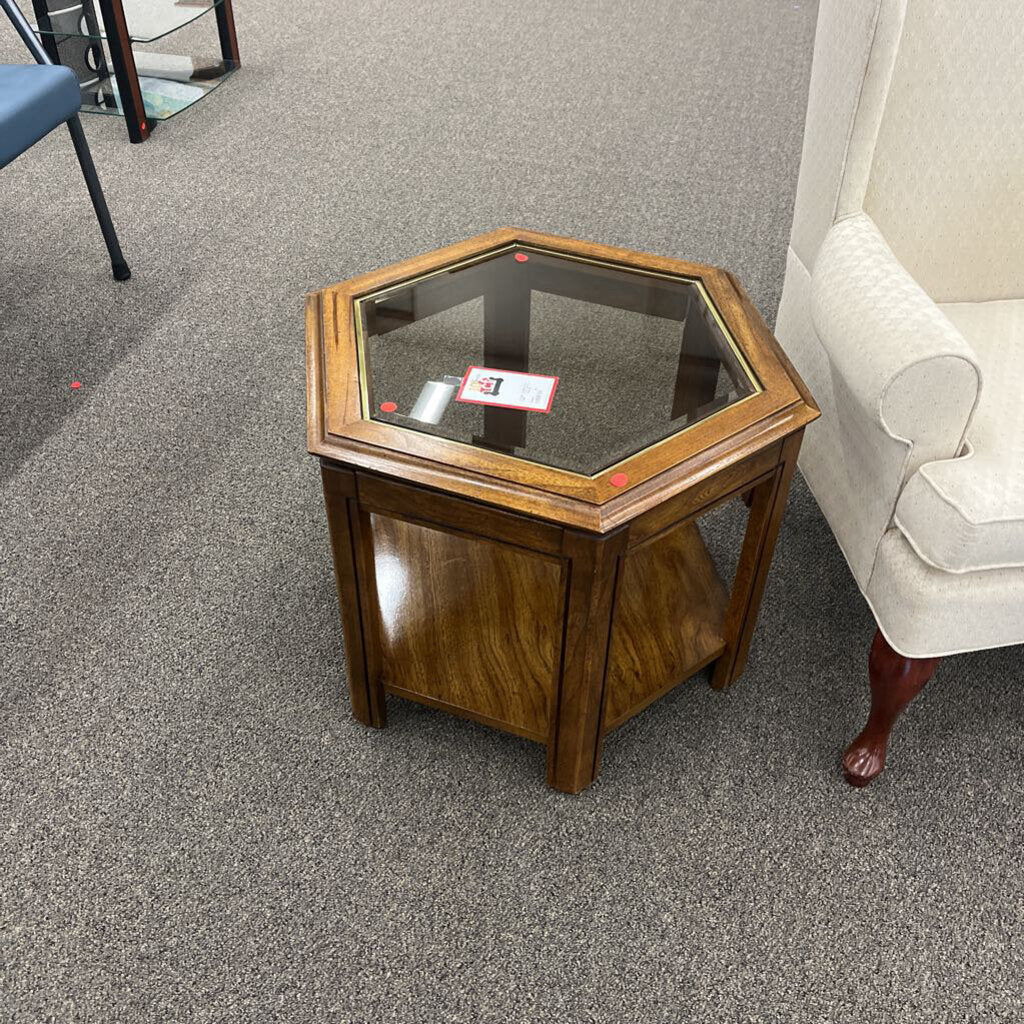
[306,229,818,793]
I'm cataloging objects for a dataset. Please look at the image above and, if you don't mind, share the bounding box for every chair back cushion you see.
[864,0,1024,303]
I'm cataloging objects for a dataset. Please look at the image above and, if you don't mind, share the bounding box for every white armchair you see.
[776,0,1024,783]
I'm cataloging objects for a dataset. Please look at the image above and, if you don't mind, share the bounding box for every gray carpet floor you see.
[2,1,1022,1021]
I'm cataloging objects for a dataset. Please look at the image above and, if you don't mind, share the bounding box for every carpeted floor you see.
[2,1,1022,1021]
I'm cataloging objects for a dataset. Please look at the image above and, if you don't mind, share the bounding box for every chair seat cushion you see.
[0,63,80,169]
[895,298,1024,572]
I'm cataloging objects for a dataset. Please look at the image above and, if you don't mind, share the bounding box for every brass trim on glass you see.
[351,243,763,480]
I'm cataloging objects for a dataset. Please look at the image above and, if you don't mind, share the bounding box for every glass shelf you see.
[80,55,237,121]
[32,0,225,45]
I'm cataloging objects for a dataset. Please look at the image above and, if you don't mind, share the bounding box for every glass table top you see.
[31,0,224,45]
[356,245,759,477]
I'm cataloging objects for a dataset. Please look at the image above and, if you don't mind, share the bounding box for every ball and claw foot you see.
[842,629,940,787]
[843,732,888,788]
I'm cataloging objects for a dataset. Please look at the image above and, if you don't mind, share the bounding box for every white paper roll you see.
[409,380,456,424]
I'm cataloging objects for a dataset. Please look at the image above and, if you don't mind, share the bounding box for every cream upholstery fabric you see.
[787,0,884,270]
[867,530,1024,659]
[812,215,980,462]
[832,0,905,222]
[775,248,871,578]
[776,0,1024,656]
[863,0,1024,303]
[894,300,1024,572]
[809,213,981,583]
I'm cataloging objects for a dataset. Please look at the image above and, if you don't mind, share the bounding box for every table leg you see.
[215,0,241,66]
[671,296,723,421]
[321,463,387,728]
[547,528,628,793]
[711,431,803,690]
[474,260,530,454]
[95,0,150,143]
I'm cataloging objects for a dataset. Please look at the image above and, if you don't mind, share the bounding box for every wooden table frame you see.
[307,229,818,793]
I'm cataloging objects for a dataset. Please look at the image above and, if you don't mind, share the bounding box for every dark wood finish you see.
[307,232,819,791]
[356,472,564,557]
[368,273,485,336]
[843,630,940,787]
[670,353,725,422]
[368,513,565,741]
[320,464,386,728]
[476,259,530,453]
[521,257,691,321]
[711,431,803,690]
[95,0,149,143]
[604,521,728,731]
[626,445,778,546]
[671,296,725,420]
[349,505,389,726]
[547,528,628,792]
[214,0,241,65]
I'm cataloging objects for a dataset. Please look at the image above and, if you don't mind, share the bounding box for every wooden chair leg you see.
[843,629,940,787]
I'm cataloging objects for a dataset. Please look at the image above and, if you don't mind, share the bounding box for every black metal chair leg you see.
[66,115,131,280]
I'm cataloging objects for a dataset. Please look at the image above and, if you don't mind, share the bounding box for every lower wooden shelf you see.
[602,519,728,733]
[367,510,727,745]
[372,513,563,742]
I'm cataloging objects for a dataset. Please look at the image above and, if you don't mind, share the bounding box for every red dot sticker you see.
[380,401,397,413]
[514,253,529,263]
[610,473,629,488]
[70,381,82,390]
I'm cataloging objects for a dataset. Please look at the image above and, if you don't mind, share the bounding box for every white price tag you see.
[455,366,559,413]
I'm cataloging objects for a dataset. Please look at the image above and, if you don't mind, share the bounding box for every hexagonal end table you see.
[306,228,819,792]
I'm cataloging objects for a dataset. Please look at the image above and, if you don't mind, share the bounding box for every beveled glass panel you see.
[32,0,225,45]
[356,246,759,476]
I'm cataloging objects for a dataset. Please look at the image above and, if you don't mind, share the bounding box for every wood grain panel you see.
[320,464,386,728]
[712,430,803,689]
[369,514,564,740]
[604,520,728,731]
[626,444,780,546]
[357,471,564,556]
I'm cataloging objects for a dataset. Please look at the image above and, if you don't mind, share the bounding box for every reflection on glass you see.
[32,0,226,44]
[80,57,237,121]
[357,247,758,476]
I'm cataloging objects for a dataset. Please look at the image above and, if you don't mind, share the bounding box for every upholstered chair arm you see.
[812,212,982,481]
[807,213,982,563]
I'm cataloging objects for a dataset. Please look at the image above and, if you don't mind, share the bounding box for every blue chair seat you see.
[1,0,129,279]
[0,62,80,169]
